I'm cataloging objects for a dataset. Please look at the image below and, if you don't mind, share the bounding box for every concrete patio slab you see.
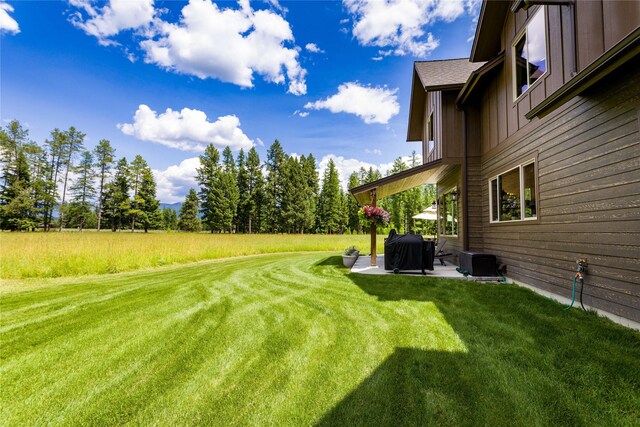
[351,254,503,282]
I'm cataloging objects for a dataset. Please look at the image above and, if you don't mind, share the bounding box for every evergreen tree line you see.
[1,120,436,234]
[188,140,436,235]
[0,120,160,232]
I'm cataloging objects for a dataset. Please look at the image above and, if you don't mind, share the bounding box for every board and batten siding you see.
[483,2,638,154]
[478,59,640,322]
[437,167,463,260]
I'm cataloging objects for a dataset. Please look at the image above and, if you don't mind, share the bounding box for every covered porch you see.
[349,160,457,267]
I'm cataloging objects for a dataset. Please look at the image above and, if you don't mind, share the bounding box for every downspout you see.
[462,109,469,252]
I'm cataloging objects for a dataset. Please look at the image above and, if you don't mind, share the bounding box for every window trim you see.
[489,159,538,224]
[512,7,549,101]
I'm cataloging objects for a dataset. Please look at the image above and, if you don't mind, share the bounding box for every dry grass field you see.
[0,232,380,279]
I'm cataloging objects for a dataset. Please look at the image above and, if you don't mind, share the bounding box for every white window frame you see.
[512,7,548,101]
[489,159,537,223]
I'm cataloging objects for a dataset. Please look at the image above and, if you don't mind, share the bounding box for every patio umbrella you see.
[412,206,438,221]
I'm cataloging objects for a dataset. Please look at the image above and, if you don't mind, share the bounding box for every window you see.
[489,160,537,223]
[513,8,547,98]
[439,188,458,236]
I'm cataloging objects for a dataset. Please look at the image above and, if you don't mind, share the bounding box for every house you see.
[350,0,640,327]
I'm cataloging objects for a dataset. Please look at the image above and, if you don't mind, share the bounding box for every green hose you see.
[497,270,507,284]
[563,276,577,311]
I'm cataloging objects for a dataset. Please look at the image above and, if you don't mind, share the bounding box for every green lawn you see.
[1,253,638,425]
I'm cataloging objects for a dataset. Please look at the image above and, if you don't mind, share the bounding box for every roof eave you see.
[406,67,426,142]
[350,159,446,205]
[456,51,505,107]
[470,1,510,62]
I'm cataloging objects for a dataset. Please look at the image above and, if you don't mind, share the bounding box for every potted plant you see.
[358,205,391,227]
[342,246,360,268]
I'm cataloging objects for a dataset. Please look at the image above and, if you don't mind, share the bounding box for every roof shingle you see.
[414,58,485,89]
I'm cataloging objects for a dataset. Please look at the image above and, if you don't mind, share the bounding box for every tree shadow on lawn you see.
[316,269,640,426]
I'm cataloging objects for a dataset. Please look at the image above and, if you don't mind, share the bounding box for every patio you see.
[351,254,504,282]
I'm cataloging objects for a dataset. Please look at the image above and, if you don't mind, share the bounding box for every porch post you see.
[370,189,377,266]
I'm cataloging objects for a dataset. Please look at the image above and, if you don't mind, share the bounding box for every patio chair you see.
[434,239,453,266]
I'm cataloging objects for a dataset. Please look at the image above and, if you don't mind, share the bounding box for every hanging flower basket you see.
[359,205,390,226]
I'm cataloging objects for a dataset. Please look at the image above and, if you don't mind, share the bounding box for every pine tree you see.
[403,151,423,233]
[389,157,408,232]
[178,189,202,232]
[42,129,66,231]
[93,139,115,231]
[280,156,308,233]
[0,121,39,231]
[346,172,361,233]
[23,141,50,228]
[58,127,85,231]
[300,154,318,233]
[246,147,265,233]
[197,144,224,232]
[265,140,285,232]
[161,207,178,230]
[235,149,250,232]
[128,155,147,232]
[67,150,96,230]
[220,147,239,233]
[318,159,342,234]
[0,120,29,188]
[0,149,37,230]
[101,157,130,231]
[138,166,160,232]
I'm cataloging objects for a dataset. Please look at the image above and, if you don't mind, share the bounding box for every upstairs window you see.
[489,160,537,223]
[513,8,547,98]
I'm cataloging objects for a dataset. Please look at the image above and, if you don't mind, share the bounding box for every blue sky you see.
[1,0,480,202]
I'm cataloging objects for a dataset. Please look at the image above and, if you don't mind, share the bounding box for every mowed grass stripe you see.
[1,253,639,426]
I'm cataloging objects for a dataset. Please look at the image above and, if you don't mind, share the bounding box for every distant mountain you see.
[159,202,182,213]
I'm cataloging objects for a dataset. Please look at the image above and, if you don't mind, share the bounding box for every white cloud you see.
[371,56,383,61]
[305,43,324,53]
[0,2,20,34]
[140,0,306,95]
[153,157,200,203]
[304,82,399,124]
[255,137,265,147]
[117,104,253,152]
[69,0,155,46]
[365,148,382,155]
[293,110,309,118]
[318,153,423,190]
[344,0,474,57]
[318,154,377,190]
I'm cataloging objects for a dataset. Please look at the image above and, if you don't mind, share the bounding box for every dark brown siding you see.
[423,90,465,164]
[441,91,465,160]
[437,167,463,261]
[477,60,640,322]
[424,91,442,163]
[466,157,484,252]
[576,1,640,70]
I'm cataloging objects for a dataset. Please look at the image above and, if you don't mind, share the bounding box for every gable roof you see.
[407,59,484,141]
[414,59,485,90]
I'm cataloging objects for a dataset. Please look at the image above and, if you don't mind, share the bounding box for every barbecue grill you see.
[384,230,435,274]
